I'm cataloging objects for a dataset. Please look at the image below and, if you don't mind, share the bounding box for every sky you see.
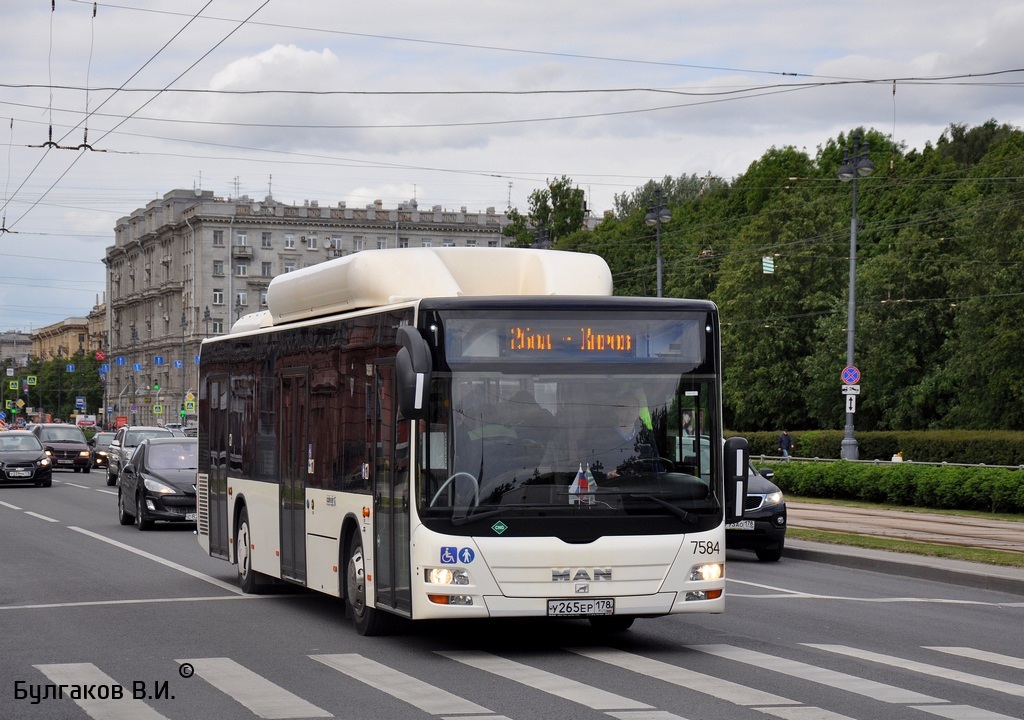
[2,0,1024,335]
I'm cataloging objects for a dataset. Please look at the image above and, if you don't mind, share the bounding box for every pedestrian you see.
[777,429,794,458]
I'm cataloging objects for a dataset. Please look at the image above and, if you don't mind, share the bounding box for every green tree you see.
[503,176,587,248]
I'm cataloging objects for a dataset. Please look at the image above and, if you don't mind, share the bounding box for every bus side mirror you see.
[396,325,432,420]
[723,436,749,523]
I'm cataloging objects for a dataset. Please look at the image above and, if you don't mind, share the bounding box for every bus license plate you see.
[547,598,614,617]
[186,513,197,521]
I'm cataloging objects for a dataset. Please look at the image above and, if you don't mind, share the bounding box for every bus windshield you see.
[417,370,720,536]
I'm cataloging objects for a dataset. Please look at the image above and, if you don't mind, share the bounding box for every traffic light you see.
[153,380,160,392]
[180,403,186,419]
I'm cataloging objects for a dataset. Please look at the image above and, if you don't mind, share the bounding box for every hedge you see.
[736,430,1024,466]
[759,460,1024,514]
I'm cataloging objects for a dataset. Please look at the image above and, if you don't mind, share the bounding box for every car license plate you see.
[186,513,197,521]
[8,470,31,478]
[726,519,755,530]
[57,459,73,465]
[547,598,614,617]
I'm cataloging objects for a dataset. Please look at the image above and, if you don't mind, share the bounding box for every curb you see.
[784,540,1024,597]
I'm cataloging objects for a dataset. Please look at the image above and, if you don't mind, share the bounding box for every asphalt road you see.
[1,469,1022,720]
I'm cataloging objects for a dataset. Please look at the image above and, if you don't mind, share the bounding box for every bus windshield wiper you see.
[627,494,698,524]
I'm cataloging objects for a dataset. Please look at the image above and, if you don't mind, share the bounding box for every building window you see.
[261,261,272,277]
[260,290,268,306]
[237,291,248,306]
[213,289,224,305]
[212,320,224,334]
[466,239,476,248]
[398,237,409,249]
[284,234,295,249]
[488,240,499,247]
[353,237,364,252]
[261,232,272,248]
[236,262,248,277]
[442,238,455,247]
[284,261,296,273]
[213,260,224,276]
[330,235,342,251]
[421,238,432,248]
[213,230,224,247]
[306,235,318,250]
[236,231,248,246]
[377,236,388,250]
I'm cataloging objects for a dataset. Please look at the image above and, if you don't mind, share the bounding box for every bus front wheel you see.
[345,534,389,636]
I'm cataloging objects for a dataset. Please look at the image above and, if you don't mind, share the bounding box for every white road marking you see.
[311,653,497,716]
[806,645,1024,698]
[24,511,59,522]
[690,644,943,704]
[68,526,244,595]
[437,650,652,711]
[177,657,331,719]
[570,646,793,706]
[926,647,1024,670]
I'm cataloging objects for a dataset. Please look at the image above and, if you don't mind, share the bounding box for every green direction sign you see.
[27,376,37,386]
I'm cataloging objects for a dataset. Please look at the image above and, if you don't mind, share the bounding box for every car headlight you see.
[44,449,53,457]
[143,477,177,494]
[38,457,51,467]
[763,491,784,507]
[78,450,91,458]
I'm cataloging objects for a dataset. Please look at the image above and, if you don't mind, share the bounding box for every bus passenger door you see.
[279,370,308,584]
[371,364,412,616]
[204,375,230,560]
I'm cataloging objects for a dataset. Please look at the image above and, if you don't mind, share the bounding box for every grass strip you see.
[788,528,1024,569]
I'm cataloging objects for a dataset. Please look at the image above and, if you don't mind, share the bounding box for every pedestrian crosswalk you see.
[24,643,1023,720]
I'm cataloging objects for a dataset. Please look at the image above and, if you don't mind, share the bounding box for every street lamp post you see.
[644,188,672,297]
[130,327,139,425]
[203,306,212,338]
[837,131,874,461]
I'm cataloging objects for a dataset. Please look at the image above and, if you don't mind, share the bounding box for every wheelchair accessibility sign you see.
[440,546,475,564]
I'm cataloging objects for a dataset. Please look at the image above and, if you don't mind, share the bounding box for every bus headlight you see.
[425,568,469,585]
[689,563,723,582]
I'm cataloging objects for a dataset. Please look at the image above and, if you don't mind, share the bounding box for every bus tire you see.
[345,533,389,636]
[236,506,264,594]
[589,615,635,632]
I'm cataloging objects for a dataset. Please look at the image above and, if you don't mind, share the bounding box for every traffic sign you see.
[75,396,86,409]
[154,356,165,366]
[841,384,860,395]
[154,404,163,414]
[95,350,106,361]
[841,366,861,385]
[845,395,857,413]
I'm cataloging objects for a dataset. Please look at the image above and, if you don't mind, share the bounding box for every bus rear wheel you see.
[345,534,390,636]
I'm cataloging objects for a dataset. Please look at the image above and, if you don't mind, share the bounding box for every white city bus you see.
[197,247,748,635]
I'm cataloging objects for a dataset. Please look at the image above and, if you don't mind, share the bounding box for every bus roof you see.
[264,247,613,326]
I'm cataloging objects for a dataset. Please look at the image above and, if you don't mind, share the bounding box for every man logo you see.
[552,568,612,582]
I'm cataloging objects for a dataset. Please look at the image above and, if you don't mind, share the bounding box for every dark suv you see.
[30,423,92,473]
[106,425,174,486]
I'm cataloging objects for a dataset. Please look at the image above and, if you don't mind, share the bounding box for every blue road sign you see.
[116,356,127,366]
[154,356,165,366]
[841,366,861,385]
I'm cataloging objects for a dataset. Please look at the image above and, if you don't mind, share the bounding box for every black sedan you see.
[726,463,787,561]
[90,431,115,469]
[117,437,197,530]
[0,431,53,487]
